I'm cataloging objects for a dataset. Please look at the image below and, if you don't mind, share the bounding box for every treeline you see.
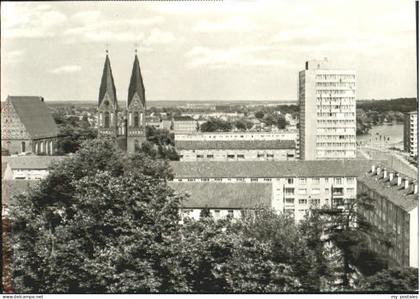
[357,98,417,113]
[5,139,418,293]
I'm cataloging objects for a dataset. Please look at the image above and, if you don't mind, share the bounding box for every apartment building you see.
[403,111,417,157]
[299,58,356,160]
[174,130,298,141]
[357,165,418,268]
[176,140,296,161]
[169,160,365,221]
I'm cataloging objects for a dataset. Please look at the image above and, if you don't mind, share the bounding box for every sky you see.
[1,0,417,102]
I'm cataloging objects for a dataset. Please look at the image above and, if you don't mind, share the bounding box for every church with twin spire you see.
[97,50,147,153]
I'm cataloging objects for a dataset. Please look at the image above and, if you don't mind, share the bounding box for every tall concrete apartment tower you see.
[403,111,418,157]
[126,52,147,153]
[298,58,356,160]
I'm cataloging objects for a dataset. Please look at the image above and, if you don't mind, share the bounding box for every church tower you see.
[126,51,147,153]
[97,52,119,137]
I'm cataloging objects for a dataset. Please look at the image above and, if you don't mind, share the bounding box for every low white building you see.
[358,165,418,268]
[2,156,65,180]
[169,160,366,222]
[176,139,296,161]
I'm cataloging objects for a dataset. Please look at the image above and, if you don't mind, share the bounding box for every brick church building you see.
[97,51,147,153]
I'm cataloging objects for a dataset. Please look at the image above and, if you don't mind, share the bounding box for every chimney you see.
[397,175,402,186]
[389,172,394,182]
[376,167,381,176]
[404,178,410,190]
[371,165,376,173]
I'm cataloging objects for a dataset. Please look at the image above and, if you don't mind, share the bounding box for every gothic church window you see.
[104,112,110,128]
[133,112,139,128]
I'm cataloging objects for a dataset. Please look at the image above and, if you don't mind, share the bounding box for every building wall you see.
[404,112,418,157]
[172,176,357,222]
[299,62,356,160]
[175,131,298,141]
[409,208,418,268]
[180,208,243,222]
[11,169,49,180]
[179,149,296,161]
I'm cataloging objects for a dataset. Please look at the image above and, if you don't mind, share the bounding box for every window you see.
[346,177,354,184]
[347,188,355,194]
[196,155,204,159]
[267,153,274,158]
[334,178,343,185]
[285,188,294,195]
[207,154,214,158]
[187,178,195,182]
[263,178,272,182]
[312,178,320,184]
[214,210,220,217]
[287,178,294,184]
[257,153,264,158]
[227,154,235,159]
[227,210,234,218]
[104,111,110,128]
[236,178,244,182]
[325,188,329,193]
[285,198,294,204]
[298,199,307,205]
[251,178,258,182]
[214,178,222,182]
[311,199,320,206]
[201,178,209,182]
[333,188,344,196]
[299,178,306,184]
[237,154,245,159]
[133,112,139,128]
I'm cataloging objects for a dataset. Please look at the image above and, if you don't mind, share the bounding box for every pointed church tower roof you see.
[127,53,146,108]
[98,54,117,106]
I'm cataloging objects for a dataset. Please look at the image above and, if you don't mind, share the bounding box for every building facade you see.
[403,111,417,157]
[174,130,298,141]
[1,96,59,156]
[299,58,356,160]
[97,52,147,153]
[2,156,65,180]
[169,160,364,221]
[176,140,296,161]
[357,165,418,268]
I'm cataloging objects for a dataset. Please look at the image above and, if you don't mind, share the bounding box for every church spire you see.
[127,52,145,108]
[98,52,117,107]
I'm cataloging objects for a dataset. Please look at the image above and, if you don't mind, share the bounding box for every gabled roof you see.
[98,54,118,107]
[170,160,371,178]
[358,173,418,212]
[168,182,272,209]
[6,96,59,139]
[175,139,296,150]
[127,54,146,108]
[2,155,65,169]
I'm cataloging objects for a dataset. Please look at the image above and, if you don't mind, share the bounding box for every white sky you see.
[1,0,417,102]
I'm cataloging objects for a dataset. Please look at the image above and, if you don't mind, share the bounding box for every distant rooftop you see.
[175,139,296,150]
[170,160,371,178]
[168,182,272,209]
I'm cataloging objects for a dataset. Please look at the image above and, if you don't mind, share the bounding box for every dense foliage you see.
[141,126,179,161]
[52,108,97,154]
[6,139,418,293]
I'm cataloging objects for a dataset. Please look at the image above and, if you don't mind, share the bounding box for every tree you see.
[254,111,265,119]
[8,138,187,293]
[200,118,232,132]
[234,119,253,131]
[316,193,393,290]
[362,267,418,292]
[262,113,287,129]
[144,126,179,160]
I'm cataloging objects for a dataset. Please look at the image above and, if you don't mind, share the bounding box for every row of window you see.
[316,90,355,95]
[316,82,355,88]
[175,177,355,184]
[317,112,355,118]
[316,74,356,80]
[283,187,354,195]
